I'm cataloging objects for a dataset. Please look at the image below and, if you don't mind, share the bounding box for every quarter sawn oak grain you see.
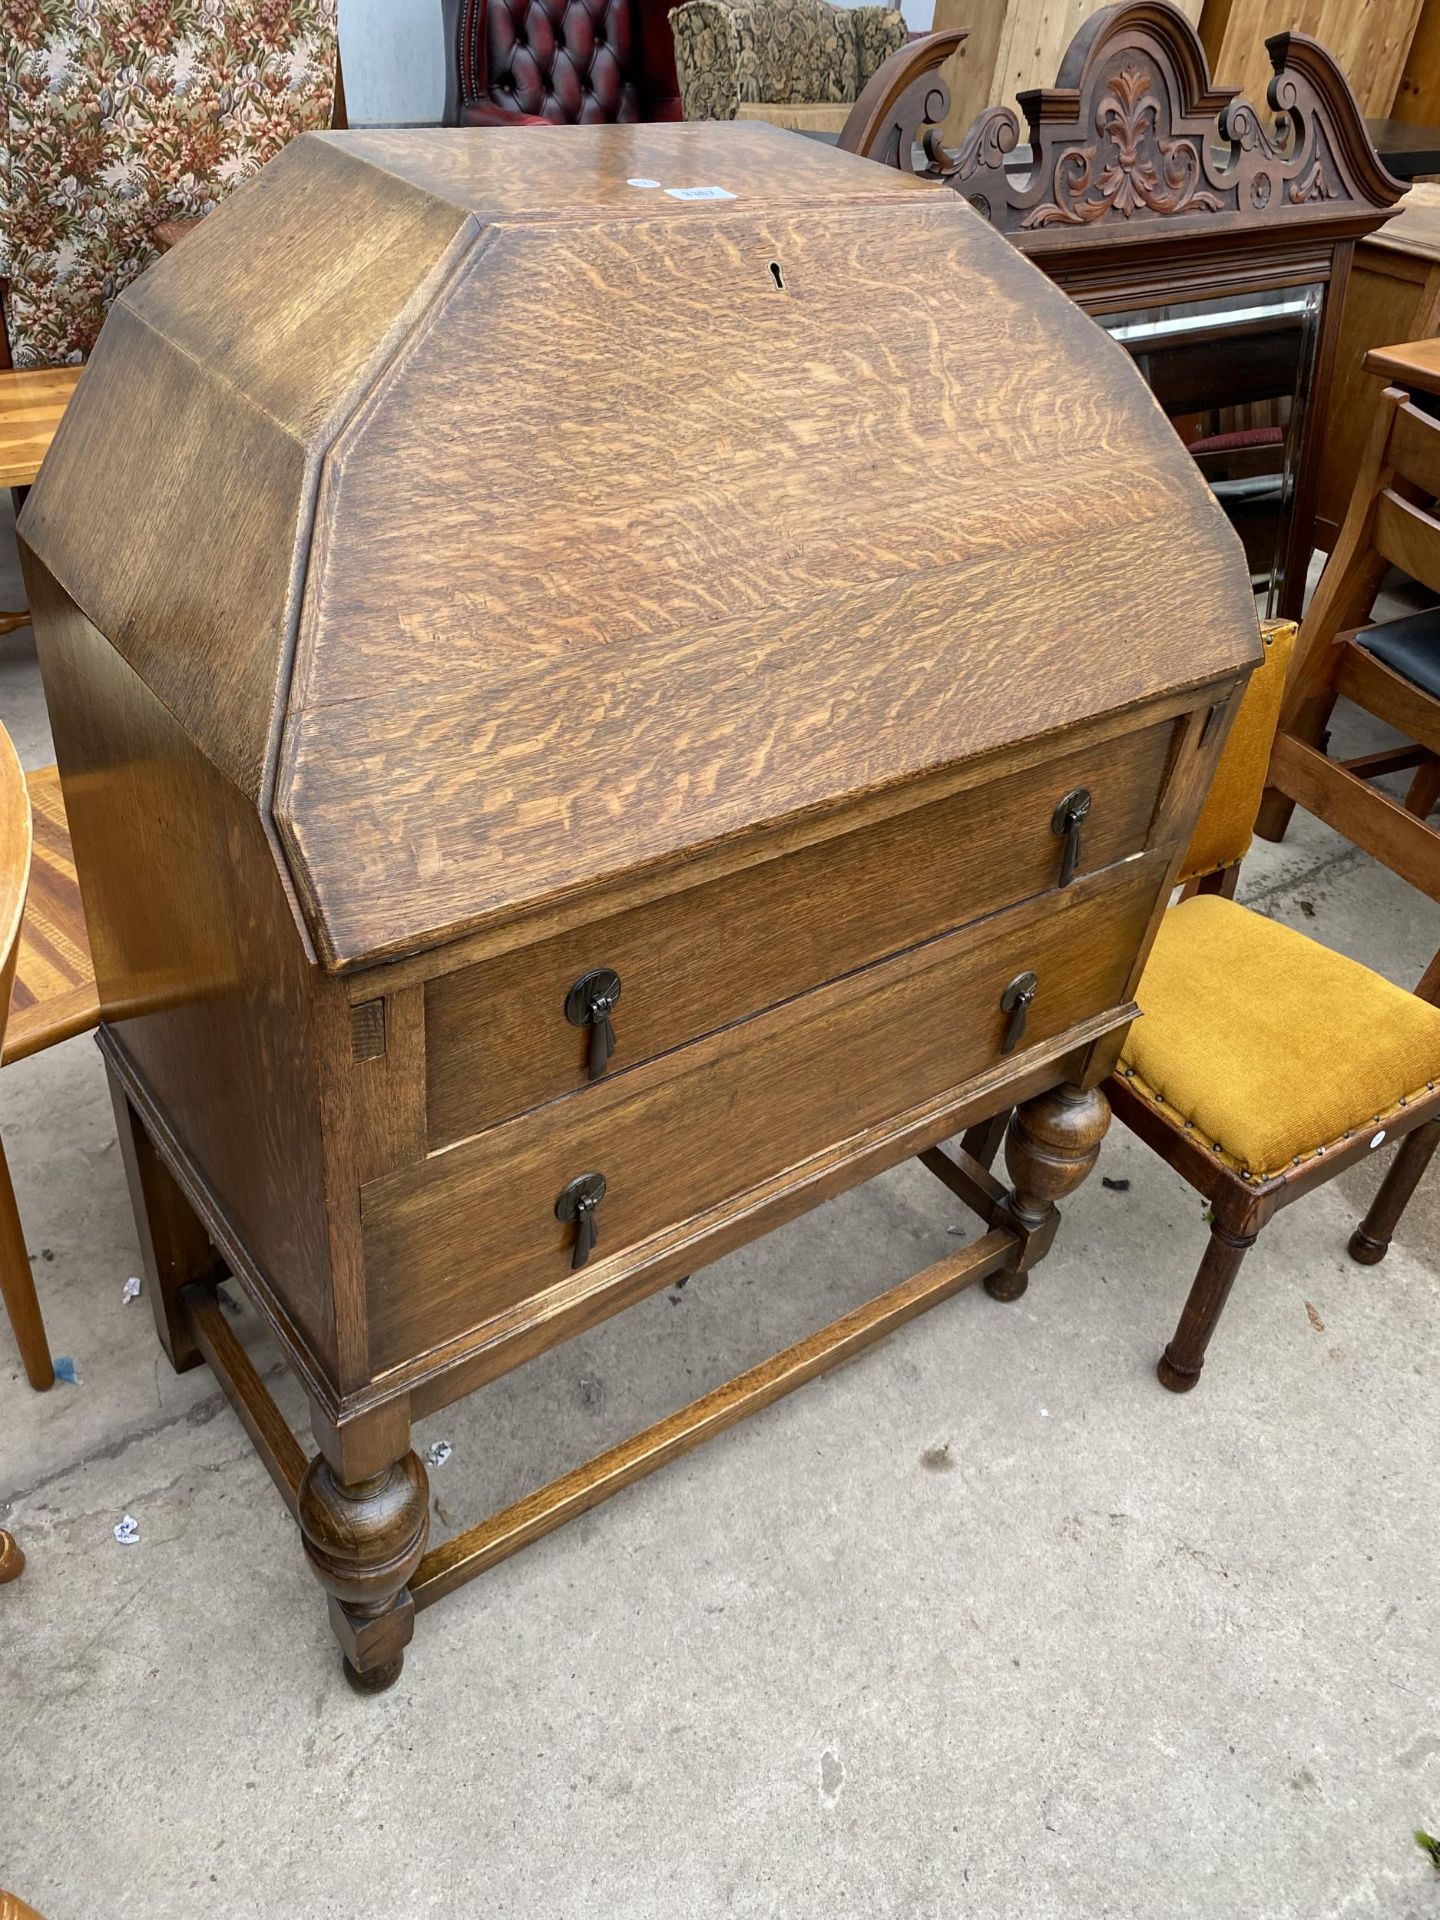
[19,124,1260,1687]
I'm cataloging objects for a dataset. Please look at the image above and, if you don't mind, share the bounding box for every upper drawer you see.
[424,718,1174,1147]
[366,856,1161,1374]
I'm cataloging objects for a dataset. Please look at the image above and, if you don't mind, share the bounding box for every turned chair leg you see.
[0,1137,53,1391]
[1157,1210,1257,1393]
[1349,1118,1440,1265]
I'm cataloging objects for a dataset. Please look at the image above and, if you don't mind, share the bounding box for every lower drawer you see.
[362,856,1161,1371]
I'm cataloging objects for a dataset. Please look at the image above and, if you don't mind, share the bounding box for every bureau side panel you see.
[26,562,338,1372]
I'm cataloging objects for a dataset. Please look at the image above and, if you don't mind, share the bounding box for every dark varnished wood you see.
[843,6,1404,617]
[1349,1117,1440,1263]
[1109,1057,1440,1387]
[987,1080,1112,1297]
[1155,1209,1257,1392]
[19,125,1260,1683]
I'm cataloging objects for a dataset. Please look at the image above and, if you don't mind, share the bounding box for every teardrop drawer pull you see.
[555,1172,607,1269]
[1050,787,1092,888]
[999,970,1038,1055]
[565,967,622,1080]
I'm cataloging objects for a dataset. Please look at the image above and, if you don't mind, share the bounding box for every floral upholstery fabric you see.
[847,2,904,91]
[669,0,903,120]
[1,0,338,367]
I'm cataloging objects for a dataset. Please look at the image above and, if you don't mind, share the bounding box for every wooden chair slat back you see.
[1374,488,1440,593]
[1385,398,1440,500]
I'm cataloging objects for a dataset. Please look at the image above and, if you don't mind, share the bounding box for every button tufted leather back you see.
[452,0,682,123]
[474,0,639,122]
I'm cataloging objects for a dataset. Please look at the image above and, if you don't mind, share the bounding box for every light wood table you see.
[1315,185,1440,547]
[0,366,81,491]
[1,366,81,635]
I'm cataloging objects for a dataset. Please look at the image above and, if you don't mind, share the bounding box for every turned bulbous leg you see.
[298,1451,429,1693]
[986,1082,1111,1300]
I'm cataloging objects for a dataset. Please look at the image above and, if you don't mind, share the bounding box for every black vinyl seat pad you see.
[1359,603,1440,701]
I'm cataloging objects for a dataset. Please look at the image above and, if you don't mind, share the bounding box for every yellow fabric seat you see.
[1119,893,1440,1179]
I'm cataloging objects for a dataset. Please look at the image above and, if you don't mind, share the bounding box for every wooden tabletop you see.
[3,761,99,1065]
[1362,183,1440,263]
[1366,118,1440,182]
[1363,334,1440,394]
[0,366,83,490]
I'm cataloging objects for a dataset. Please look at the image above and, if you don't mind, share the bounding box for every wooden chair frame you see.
[962,615,1440,1392]
[1108,1071,1440,1390]
[1257,365,1440,1001]
[966,1062,1440,1391]
[1,722,36,1584]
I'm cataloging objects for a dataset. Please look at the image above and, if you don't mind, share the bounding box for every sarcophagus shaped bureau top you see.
[20,123,1259,1685]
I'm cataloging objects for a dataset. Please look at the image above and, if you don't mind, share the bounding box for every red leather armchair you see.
[445,0,682,126]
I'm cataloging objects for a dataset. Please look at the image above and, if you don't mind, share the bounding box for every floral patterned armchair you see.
[669,0,905,133]
[0,0,340,369]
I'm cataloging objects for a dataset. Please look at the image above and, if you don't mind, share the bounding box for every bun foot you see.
[1157,1349,1201,1393]
[1347,1226,1388,1265]
[343,1653,405,1695]
[984,1269,1029,1302]
[0,1529,24,1583]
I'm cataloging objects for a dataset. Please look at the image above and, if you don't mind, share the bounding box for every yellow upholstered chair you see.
[1106,619,1440,1392]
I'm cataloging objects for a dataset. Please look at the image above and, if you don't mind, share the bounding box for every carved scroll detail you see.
[842,0,1402,244]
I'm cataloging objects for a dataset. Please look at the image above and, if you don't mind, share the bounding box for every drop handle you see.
[999,970,1038,1055]
[1050,787,1092,888]
[565,967,622,1081]
[555,1172,607,1270]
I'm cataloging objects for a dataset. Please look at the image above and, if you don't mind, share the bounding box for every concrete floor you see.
[2,498,1439,1919]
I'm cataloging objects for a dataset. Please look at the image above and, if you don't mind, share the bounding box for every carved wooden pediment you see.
[841,1,1403,248]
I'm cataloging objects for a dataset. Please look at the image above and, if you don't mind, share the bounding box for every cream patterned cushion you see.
[669,0,904,121]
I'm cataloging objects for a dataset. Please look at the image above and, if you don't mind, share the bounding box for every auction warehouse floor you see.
[2,501,1439,1918]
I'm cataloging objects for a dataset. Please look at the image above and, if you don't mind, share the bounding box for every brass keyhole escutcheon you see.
[555,1171,607,1270]
[565,967,622,1081]
[999,970,1038,1055]
[1050,787,1092,888]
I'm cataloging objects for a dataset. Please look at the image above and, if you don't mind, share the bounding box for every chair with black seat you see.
[1257,337,1440,998]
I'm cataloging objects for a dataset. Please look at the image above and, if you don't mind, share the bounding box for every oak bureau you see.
[19,122,1260,1688]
